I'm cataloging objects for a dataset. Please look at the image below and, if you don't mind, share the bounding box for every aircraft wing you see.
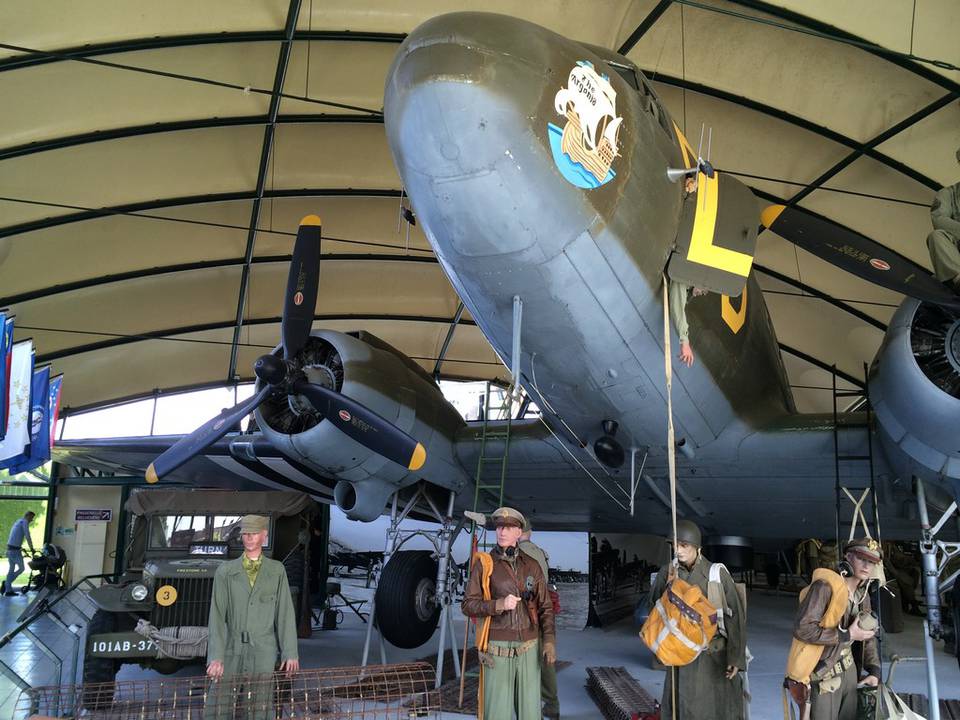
[53,434,339,500]
[453,416,933,541]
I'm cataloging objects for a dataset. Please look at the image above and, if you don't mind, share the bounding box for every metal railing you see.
[0,572,116,717]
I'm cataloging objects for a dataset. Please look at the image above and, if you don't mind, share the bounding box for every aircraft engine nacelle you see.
[253,330,470,521]
[870,299,960,490]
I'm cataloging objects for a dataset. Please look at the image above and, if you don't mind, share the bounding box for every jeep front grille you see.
[151,577,214,628]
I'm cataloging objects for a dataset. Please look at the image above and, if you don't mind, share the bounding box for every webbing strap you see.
[842,487,873,543]
[651,599,708,654]
[663,275,680,720]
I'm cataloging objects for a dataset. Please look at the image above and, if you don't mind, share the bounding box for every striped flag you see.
[0,340,35,470]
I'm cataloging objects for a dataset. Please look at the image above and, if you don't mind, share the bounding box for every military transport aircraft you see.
[57,13,960,649]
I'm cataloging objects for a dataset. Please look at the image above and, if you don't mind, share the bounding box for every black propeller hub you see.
[255,354,289,386]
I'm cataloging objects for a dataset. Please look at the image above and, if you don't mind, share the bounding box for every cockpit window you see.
[608,61,640,91]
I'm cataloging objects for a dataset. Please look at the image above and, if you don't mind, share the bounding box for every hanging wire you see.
[0,42,384,116]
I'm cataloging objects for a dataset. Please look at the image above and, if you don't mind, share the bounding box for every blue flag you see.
[9,366,52,475]
[0,313,13,440]
[48,374,63,449]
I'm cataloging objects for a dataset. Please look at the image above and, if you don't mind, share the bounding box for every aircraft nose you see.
[384,13,585,258]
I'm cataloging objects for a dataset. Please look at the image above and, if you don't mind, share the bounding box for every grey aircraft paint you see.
[57,13,960,543]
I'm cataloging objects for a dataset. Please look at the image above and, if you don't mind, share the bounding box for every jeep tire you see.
[82,610,119,709]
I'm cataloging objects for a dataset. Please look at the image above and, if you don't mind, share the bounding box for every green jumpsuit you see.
[927,182,960,289]
[205,555,299,719]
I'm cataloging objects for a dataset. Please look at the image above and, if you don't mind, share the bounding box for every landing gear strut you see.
[915,477,960,720]
[361,483,464,688]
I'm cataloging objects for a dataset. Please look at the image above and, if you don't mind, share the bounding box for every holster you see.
[784,678,810,720]
[525,600,539,629]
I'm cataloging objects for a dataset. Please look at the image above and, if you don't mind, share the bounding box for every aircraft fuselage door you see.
[667,171,758,297]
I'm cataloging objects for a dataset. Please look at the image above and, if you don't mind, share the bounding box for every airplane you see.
[56,12,960,651]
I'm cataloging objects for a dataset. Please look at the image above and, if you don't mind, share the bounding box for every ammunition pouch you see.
[810,647,853,695]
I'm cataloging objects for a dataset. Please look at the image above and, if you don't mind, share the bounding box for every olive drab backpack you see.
[640,575,718,666]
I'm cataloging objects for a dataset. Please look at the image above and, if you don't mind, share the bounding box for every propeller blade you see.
[282,215,322,360]
[292,379,426,471]
[761,204,960,310]
[146,385,272,483]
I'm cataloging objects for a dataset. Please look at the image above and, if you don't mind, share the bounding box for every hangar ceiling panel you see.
[0,0,956,420]
[298,0,635,46]
[626,1,945,143]
[875,103,960,187]
[0,126,264,227]
[271,123,400,189]
[280,41,396,116]
[245,258,458,319]
[0,43,278,149]
[0,1,291,58]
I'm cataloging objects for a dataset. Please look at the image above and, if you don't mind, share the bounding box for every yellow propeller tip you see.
[408,443,427,471]
[300,214,322,227]
[146,463,159,484]
[760,205,786,228]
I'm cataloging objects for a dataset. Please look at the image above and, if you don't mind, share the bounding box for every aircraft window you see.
[608,62,640,91]
[638,76,673,135]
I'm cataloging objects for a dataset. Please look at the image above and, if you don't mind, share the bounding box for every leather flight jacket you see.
[462,545,556,645]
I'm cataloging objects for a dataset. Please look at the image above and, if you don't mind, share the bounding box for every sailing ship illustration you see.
[553,61,623,184]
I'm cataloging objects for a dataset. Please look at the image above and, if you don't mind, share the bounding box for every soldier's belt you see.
[810,647,853,683]
[483,639,538,659]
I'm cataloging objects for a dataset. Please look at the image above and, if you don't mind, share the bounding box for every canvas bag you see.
[640,576,718,666]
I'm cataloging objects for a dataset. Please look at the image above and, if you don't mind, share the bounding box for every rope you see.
[662,275,680,720]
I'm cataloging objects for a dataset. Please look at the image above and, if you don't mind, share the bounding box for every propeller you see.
[146,215,427,484]
[760,204,960,311]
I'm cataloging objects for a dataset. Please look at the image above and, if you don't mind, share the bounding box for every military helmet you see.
[668,519,702,548]
[490,506,525,528]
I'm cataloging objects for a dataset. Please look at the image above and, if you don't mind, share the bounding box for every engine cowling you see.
[871,299,960,486]
[254,330,470,521]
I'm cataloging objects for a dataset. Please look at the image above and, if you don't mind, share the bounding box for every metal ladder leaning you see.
[457,381,516,708]
[831,362,884,663]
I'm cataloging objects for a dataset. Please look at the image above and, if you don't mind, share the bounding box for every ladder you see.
[831,363,881,549]
[458,381,516,707]
[831,362,884,664]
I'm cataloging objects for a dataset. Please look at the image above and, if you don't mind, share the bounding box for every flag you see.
[48,374,63,448]
[0,313,13,440]
[0,341,35,470]
[9,366,52,475]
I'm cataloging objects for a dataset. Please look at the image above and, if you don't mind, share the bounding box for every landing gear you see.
[363,483,464,687]
[915,477,960,719]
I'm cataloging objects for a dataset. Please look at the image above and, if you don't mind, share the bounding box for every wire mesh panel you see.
[14,662,440,719]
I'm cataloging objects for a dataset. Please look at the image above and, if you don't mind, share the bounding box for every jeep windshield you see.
[148,515,269,550]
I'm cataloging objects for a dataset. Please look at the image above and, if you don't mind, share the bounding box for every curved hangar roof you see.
[1,1,958,415]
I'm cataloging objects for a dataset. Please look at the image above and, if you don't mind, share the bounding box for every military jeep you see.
[83,489,316,698]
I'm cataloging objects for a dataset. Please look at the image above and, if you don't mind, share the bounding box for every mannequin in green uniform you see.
[519,520,560,719]
[206,515,299,719]
[926,148,960,292]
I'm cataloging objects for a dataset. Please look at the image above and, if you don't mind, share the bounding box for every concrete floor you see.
[2,578,957,719]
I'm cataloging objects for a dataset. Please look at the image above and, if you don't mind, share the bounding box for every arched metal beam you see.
[0,188,403,239]
[647,72,940,191]
[35,313,477,362]
[229,0,302,380]
[0,30,407,73]
[753,265,888,332]
[725,0,960,95]
[617,0,673,55]
[0,114,383,162]
[0,253,439,307]
[778,343,865,390]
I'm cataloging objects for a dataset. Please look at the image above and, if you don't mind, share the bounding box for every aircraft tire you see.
[374,550,440,648]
